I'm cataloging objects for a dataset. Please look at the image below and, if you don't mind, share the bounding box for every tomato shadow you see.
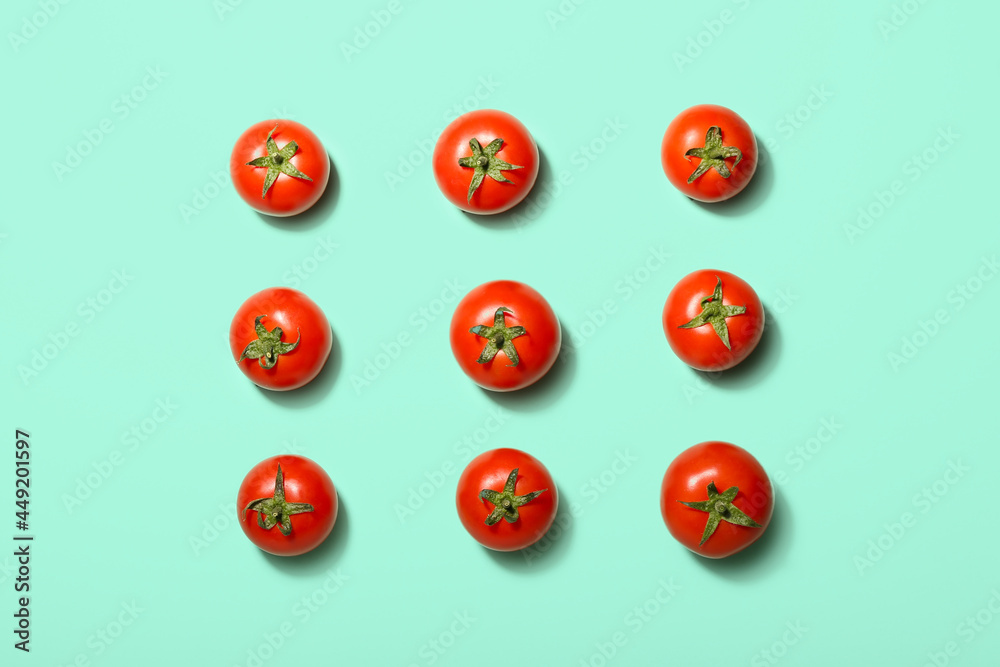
[691,306,779,391]
[690,139,772,217]
[479,318,576,412]
[687,490,791,581]
[484,484,572,573]
[256,156,340,232]
[256,326,341,409]
[260,496,350,575]
[461,145,553,229]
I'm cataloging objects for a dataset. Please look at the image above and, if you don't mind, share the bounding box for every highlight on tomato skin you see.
[662,269,764,372]
[661,104,757,203]
[230,119,331,217]
[449,280,561,392]
[229,287,333,391]
[237,455,339,557]
[456,448,558,552]
[433,109,539,215]
[660,441,773,559]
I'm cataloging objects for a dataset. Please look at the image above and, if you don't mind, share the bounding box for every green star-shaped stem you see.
[457,137,523,202]
[684,126,743,183]
[677,277,746,350]
[679,481,762,546]
[245,126,314,198]
[469,307,526,367]
[479,468,547,526]
[238,315,301,369]
[241,465,315,536]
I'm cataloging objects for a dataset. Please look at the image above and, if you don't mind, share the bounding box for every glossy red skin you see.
[237,455,338,557]
[661,105,757,203]
[230,287,332,391]
[661,442,773,558]
[433,109,539,214]
[230,119,330,217]
[662,269,763,372]
[449,280,561,392]
[456,448,557,552]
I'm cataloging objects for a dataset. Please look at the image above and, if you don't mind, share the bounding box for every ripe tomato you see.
[660,442,772,559]
[661,105,757,203]
[230,287,332,391]
[230,119,330,217]
[237,455,338,557]
[449,280,561,392]
[662,269,763,371]
[456,448,557,552]
[433,109,539,214]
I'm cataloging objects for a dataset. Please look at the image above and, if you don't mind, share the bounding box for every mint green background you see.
[4,0,998,665]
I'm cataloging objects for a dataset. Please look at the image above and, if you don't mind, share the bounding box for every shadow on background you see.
[462,146,553,229]
[692,306,780,391]
[257,156,340,232]
[261,496,350,576]
[257,326,341,409]
[688,490,791,582]
[691,139,773,217]
[480,318,577,412]
[485,484,572,574]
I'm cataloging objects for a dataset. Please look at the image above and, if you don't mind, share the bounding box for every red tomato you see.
[230,119,330,217]
[230,287,332,391]
[449,280,561,392]
[662,269,763,371]
[433,109,539,214]
[661,105,757,203]
[456,448,557,552]
[660,442,773,558]
[237,455,338,557]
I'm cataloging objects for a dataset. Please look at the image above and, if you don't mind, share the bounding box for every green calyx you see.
[480,468,547,526]
[457,137,523,202]
[679,481,762,546]
[684,126,743,183]
[677,277,746,350]
[245,126,314,198]
[238,315,301,369]
[469,307,526,367]
[241,465,315,536]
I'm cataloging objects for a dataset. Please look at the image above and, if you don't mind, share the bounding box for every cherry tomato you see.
[237,455,338,557]
[449,280,561,392]
[662,269,763,372]
[231,119,330,217]
[661,105,757,203]
[660,442,773,559]
[433,109,539,214]
[456,448,557,552]
[230,287,332,391]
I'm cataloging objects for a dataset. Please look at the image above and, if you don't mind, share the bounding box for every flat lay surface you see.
[3,0,997,664]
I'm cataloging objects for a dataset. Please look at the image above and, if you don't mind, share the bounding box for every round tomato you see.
[231,119,330,216]
[433,109,539,214]
[661,105,757,203]
[456,448,557,552]
[449,280,560,392]
[230,287,332,391]
[660,442,772,558]
[237,455,338,557]
[662,269,763,372]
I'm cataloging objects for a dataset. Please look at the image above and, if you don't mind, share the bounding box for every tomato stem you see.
[679,481,762,546]
[684,126,743,183]
[479,468,547,526]
[238,315,301,369]
[469,307,527,367]
[241,465,315,536]
[457,137,524,202]
[677,277,746,351]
